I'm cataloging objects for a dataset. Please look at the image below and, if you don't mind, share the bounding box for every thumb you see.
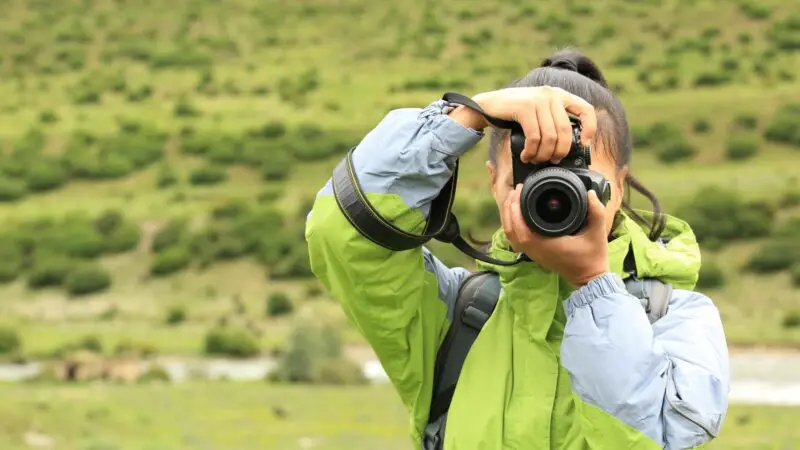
[587,190,607,234]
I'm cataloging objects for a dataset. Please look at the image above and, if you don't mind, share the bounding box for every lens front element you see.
[520,167,589,237]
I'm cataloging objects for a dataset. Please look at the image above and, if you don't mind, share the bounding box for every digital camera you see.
[510,117,612,237]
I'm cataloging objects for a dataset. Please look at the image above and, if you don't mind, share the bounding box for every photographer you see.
[305,50,729,449]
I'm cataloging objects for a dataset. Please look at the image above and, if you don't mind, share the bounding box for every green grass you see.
[0,382,794,449]
[0,0,797,355]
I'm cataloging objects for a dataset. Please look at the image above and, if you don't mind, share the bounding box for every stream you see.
[0,350,798,406]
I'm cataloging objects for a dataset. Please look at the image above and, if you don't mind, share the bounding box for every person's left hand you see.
[501,184,610,287]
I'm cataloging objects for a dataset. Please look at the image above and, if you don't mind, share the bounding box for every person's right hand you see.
[448,87,597,164]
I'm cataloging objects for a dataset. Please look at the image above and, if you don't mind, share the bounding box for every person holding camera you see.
[305,50,729,449]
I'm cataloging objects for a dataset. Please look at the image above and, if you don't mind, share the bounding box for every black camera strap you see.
[330,93,527,267]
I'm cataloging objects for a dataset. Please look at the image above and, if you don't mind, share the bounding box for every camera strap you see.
[330,93,527,267]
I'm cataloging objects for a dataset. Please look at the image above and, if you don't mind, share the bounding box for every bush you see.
[782,309,800,329]
[780,188,800,208]
[766,14,800,51]
[152,220,186,252]
[139,364,171,383]
[39,109,59,124]
[248,121,287,140]
[203,326,261,358]
[732,113,758,130]
[764,103,800,148]
[261,151,292,181]
[103,222,140,254]
[0,238,23,283]
[174,94,201,117]
[114,339,158,358]
[746,240,800,273]
[272,324,364,385]
[27,256,74,289]
[189,165,227,185]
[0,326,21,355]
[725,135,759,160]
[693,71,732,88]
[696,263,725,290]
[65,265,112,296]
[150,246,191,277]
[692,118,711,134]
[656,137,696,163]
[791,264,800,288]
[0,177,27,202]
[126,84,153,102]
[269,246,312,279]
[25,162,68,192]
[165,306,187,325]
[156,165,179,188]
[267,292,294,317]
[738,1,771,20]
[678,187,774,243]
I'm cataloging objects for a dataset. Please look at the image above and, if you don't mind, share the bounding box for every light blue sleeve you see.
[561,273,729,450]
[311,100,479,316]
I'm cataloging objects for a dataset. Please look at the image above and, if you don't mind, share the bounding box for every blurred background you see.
[0,0,797,448]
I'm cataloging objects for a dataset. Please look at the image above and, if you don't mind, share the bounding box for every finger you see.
[518,108,541,164]
[533,100,557,163]
[586,190,607,237]
[556,91,597,148]
[509,185,535,246]
[550,96,572,164]
[500,187,515,240]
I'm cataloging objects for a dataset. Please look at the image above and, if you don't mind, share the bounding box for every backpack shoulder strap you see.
[624,277,673,324]
[422,271,501,450]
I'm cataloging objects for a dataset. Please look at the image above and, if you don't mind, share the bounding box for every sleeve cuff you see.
[564,272,627,315]
[419,100,484,157]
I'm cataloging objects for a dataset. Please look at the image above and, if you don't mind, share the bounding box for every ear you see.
[486,160,497,191]
[616,165,629,204]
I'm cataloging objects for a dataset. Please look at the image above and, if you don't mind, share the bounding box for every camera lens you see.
[520,167,588,237]
[536,189,571,224]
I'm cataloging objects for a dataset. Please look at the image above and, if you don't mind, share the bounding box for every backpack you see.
[421,252,674,450]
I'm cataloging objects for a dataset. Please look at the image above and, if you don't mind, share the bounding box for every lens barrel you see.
[520,167,589,237]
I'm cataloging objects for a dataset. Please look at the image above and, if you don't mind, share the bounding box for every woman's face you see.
[487,135,627,237]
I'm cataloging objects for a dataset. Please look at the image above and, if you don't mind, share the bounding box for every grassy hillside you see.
[0,0,798,359]
[0,383,796,450]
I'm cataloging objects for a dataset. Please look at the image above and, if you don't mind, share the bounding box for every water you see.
[1,351,798,405]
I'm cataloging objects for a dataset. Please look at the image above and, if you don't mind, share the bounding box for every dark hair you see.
[487,49,666,240]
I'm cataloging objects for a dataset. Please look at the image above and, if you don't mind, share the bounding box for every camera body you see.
[510,117,612,237]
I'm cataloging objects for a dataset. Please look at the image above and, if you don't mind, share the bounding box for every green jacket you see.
[306,100,729,449]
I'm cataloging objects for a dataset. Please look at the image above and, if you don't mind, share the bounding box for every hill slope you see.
[0,0,798,357]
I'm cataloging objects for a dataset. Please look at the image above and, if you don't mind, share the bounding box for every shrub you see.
[174,94,201,117]
[165,306,187,325]
[0,177,27,202]
[0,238,23,283]
[312,359,367,385]
[267,292,294,317]
[0,326,21,355]
[104,222,140,254]
[261,151,292,181]
[692,118,712,134]
[157,165,178,188]
[65,265,112,296]
[732,113,758,130]
[271,324,364,384]
[256,232,294,267]
[248,121,287,140]
[269,247,312,279]
[738,1,771,20]
[25,162,68,192]
[791,264,800,288]
[203,326,261,358]
[189,165,227,185]
[152,220,186,252]
[725,135,759,160]
[39,109,58,124]
[766,14,800,51]
[114,339,158,358]
[126,84,153,102]
[782,309,800,329]
[764,103,800,148]
[149,47,213,70]
[150,246,192,277]
[27,256,74,289]
[656,137,696,163]
[139,364,171,383]
[746,240,800,273]
[780,188,800,208]
[678,186,774,243]
[696,263,725,290]
[693,69,733,88]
